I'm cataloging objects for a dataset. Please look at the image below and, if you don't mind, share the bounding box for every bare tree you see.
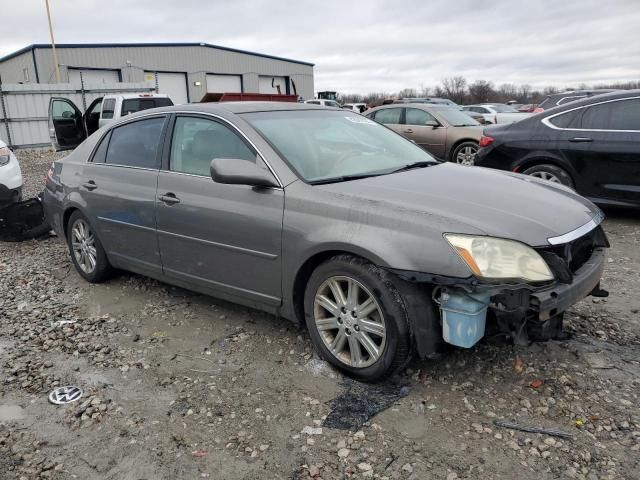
[468,80,495,103]
[440,76,467,103]
[398,88,418,98]
[518,84,532,102]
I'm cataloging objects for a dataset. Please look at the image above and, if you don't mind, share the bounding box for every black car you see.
[535,89,618,112]
[475,90,640,208]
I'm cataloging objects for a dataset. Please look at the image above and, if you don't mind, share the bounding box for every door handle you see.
[404,129,414,133]
[569,137,593,143]
[82,181,97,191]
[159,193,180,205]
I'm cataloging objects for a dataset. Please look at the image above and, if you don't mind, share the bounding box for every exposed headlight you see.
[0,146,11,166]
[444,234,554,283]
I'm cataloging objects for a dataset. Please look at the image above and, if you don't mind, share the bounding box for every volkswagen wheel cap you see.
[49,386,83,405]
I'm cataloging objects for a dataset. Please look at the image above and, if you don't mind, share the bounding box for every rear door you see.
[402,107,447,158]
[574,97,640,205]
[48,98,87,150]
[79,115,167,276]
[155,114,284,308]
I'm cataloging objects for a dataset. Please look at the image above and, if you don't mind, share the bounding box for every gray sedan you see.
[43,102,608,381]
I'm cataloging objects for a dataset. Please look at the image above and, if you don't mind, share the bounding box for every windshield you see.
[490,104,518,113]
[242,110,438,183]
[430,107,480,126]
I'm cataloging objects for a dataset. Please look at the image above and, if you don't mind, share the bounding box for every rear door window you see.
[105,117,165,169]
[373,108,402,125]
[580,99,640,130]
[548,109,583,129]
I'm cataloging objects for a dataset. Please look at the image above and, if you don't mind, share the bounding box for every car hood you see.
[316,163,601,247]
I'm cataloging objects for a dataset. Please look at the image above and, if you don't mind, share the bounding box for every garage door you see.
[259,76,288,94]
[68,69,120,84]
[206,74,242,93]
[145,72,189,105]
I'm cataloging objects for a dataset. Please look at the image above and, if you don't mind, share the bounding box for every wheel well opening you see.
[449,139,479,161]
[62,207,78,239]
[517,158,575,182]
[292,250,369,325]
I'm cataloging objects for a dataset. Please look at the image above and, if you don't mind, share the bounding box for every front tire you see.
[523,164,574,188]
[451,141,479,166]
[66,210,113,283]
[304,255,411,382]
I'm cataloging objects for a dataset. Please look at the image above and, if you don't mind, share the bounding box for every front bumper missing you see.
[529,247,606,320]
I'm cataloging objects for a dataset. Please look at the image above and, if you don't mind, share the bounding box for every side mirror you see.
[210,159,280,188]
[425,120,440,128]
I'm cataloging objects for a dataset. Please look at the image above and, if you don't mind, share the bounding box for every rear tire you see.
[523,164,574,188]
[450,141,479,166]
[66,210,113,283]
[304,255,411,382]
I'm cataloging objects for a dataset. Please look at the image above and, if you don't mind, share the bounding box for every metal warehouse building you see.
[0,42,315,103]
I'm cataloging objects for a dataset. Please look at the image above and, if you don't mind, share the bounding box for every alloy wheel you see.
[529,171,561,183]
[455,145,477,166]
[71,219,97,274]
[313,276,386,368]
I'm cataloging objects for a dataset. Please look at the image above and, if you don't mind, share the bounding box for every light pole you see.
[45,0,61,83]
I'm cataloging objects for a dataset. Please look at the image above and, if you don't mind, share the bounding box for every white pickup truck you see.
[462,104,532,124]
[48,93,173,150]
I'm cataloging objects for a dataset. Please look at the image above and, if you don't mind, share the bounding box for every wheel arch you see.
[291,249,384,325]
[515,155,576,184]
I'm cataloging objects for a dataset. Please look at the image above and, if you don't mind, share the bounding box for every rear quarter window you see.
[548,109,583,129]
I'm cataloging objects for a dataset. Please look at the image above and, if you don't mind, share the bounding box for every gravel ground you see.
[1,150,639,480]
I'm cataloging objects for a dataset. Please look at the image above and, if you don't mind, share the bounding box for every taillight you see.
[533,107,544,113]
[479,136,494,148]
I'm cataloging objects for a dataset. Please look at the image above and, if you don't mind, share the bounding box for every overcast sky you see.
[2,0,639,94]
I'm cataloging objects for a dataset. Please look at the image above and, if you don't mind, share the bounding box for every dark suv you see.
[475,90,640,208]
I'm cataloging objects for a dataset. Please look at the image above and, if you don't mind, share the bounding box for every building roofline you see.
[0,42,315,67]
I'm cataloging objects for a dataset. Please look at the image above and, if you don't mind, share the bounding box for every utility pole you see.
[45,0,61,83]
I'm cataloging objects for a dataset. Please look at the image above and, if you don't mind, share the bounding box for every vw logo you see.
[48,386,83,405]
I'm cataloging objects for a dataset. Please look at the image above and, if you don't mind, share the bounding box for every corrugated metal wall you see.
[0,82,155,148]
[0,51,36,84]
[30,45,314,101]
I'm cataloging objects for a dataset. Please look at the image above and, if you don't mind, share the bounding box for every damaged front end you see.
[391,224,609,353]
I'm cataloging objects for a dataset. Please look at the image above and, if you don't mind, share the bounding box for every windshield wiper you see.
[308,172,387,185]
[390,161,437,174]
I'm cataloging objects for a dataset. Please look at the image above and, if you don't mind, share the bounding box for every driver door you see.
[48,98,87,151]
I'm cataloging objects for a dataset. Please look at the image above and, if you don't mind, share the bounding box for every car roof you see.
[108,93,171,99]
[551,89,640,108]
[125,101,338,118]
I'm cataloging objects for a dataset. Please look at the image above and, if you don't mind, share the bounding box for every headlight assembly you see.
[444,234,554,283]
[0,146,11,166]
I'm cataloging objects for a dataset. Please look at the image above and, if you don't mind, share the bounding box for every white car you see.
[0,139,22,206]
[304,99,342,108]
[48,93,173,150]
[343,103,368,113]
[462,104,532,124]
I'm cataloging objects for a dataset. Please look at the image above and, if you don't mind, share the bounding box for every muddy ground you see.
[1,150,639,480]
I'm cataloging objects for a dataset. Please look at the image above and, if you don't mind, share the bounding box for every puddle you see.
[323,380,410,430]
[0,405,25,422]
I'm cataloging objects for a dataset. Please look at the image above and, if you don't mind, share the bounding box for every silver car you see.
[43,102,608,381]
